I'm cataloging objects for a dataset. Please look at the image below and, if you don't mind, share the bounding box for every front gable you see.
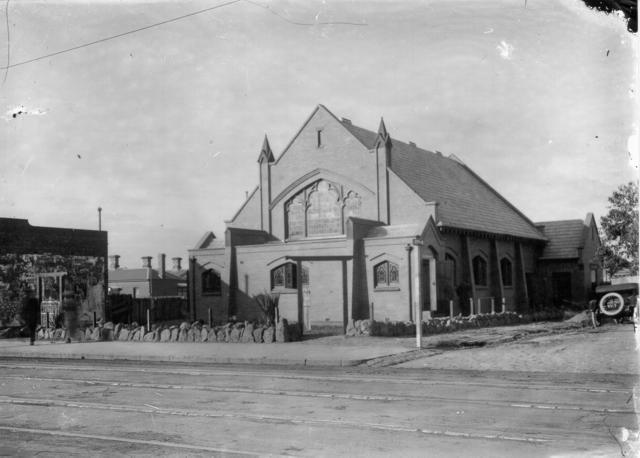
[269,105,377,202]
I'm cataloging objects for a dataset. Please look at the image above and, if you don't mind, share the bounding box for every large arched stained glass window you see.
[344,191,361,220]
[285,180,361,239]
[286,194,305,238]
[307,181,341,236]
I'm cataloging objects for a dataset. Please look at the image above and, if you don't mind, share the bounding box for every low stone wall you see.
[347,309,567,337]
[34,319,303,343]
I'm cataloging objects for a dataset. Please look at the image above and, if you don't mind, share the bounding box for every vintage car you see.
[591,282,638,327]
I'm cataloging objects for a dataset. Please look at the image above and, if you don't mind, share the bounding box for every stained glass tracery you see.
[374,261,400,289]
[285,180,361,238]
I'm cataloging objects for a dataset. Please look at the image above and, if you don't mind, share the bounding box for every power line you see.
[0,0,367,72]
[0,0,241,70]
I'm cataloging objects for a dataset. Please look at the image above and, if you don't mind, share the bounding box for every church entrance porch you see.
[285,255,351,336]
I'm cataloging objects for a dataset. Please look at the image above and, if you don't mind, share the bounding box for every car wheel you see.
[599,292,625,316]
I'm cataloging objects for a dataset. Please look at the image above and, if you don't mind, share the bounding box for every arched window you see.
[445,253,457,284]
[344,191,361,220]
[500,258,513,287]
[472,256,487,287]
[271,263,297,290]
[286,193,305,238]
[202,269,221,295]
[307,180,341,236]
[374,261,400,289]
[285,180,361,239]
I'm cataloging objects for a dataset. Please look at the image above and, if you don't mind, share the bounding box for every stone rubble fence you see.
[346,309,570,337]
[33,318,303,344]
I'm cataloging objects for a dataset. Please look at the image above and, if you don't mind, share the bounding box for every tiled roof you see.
[365,223,424,239]
[109,268,184,281]
[109,268,151,281]
[535,219,585,259]
[166,270,187,281]
[341,122,379,147]
[340,119,546,241]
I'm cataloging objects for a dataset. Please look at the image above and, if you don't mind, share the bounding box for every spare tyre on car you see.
[591,283,638,327]
[599,292,625,316]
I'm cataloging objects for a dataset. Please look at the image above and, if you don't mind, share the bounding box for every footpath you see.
[0,319,590,368]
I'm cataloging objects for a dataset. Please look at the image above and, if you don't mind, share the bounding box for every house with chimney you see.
[108,254,187,299]
[188,105,601,332]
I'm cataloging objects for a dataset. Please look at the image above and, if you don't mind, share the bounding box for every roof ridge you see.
[535,219,584,224]
[451,161,546,239]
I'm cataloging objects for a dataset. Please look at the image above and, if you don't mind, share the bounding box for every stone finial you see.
[377,117,389,139]
[257,134,275,163]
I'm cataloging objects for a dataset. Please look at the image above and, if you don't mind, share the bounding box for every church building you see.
[188,105,598,332]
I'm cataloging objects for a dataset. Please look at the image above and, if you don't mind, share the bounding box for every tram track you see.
[0,361,632,395]
[0,373,634,414]
[0,363,633,455]
[0,395,590,444]
[0,425,275,457]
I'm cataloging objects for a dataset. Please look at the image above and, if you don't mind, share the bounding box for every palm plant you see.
[253,292,280,325]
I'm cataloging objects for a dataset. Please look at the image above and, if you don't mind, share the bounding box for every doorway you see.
[421,259,431,311]
[551,272,572,306]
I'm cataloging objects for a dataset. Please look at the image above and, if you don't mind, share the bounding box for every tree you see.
[599,182,639,275]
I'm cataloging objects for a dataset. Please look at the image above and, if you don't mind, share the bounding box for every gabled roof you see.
[535,219,585,259]
[109,268,152,282]
[194,231,218,249]
[341,121,378,147]
[165,270,187,281]
[338,117,546,241]
[109,268,184,282]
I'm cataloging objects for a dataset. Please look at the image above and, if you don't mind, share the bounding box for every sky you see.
[0,0,637,270]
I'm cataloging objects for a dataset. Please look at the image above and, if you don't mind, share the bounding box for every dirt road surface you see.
[0,323,637,457]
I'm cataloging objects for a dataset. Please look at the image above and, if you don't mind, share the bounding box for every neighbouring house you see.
[0,217,108,325]
[534,214,602,306]
[108,254,187,299]
[608,268,637,285]
[188,105,601,333]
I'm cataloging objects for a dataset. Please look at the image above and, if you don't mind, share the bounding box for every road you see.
[0,325,638,457]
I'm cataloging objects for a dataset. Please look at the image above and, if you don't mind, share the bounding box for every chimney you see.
[141,256,152,268]
[172,257,182,271]
[109,255,120,270]
[159,253,166,279]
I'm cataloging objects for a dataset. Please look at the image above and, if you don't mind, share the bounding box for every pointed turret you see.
[257,135,274,232]
[375,116,392,150]
[375,116,391,224]
[378,117,389,139]
[257,134,275,163]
